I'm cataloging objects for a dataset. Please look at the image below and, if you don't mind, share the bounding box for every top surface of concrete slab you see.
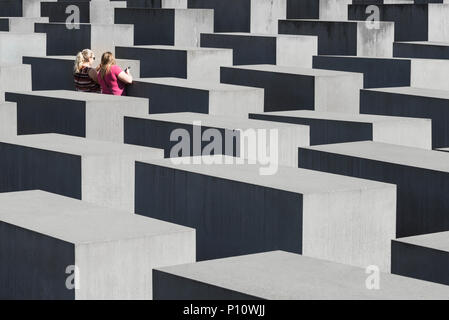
[133,112,307,130]
[0,134,163,157]
[129,45,232,53]
[135,77,262,91]
[396,231,449,252]
[141,156,394,194]
[365,86,449,99]
[203,32,316,39]
[8,90,148,103]
[395,41,449,46]
[256,110,431,124]
[0,190,193,244]
[304,141,449,172]
[226,64,361,77]
[156,251,449,299]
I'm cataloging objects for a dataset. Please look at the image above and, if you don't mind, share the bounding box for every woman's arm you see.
[117,70,133,84]
[88,68,99,84]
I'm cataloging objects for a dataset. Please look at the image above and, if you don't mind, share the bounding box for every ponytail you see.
[73,49,94,74]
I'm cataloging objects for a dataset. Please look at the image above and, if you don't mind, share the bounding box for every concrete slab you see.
[5,90,149,143]
[278,20,394,57]
[394,41,449,59]
[34,22,133,56]
[200,32,317,68]
[220,64,363,113]
[249,110,431,149]
[0,0,57,17]
[154,251,449,300]
[0,64,31,102]
[360,86,449,148]
[41,0,126,24]
[298,141,449,237]
[114,7,213,46]
[0,32,46,65]
[0,102,17,138]
[314,55,449,90]
[135,155,396,271]
[116,45,232,82]
[124,112,309,166]
[0,134,163,211]
[23,55,140,90]
[392,231,449,286]
[313,55,411,88]
[0,17,48,32]
[127,77,263,117]
[0,190,195,300]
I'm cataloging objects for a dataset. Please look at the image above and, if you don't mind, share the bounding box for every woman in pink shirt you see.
[97,52,133,95]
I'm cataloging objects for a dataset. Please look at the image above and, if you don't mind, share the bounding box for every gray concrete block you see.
[116,45,232,82]
[0,0,57,17]
[360,86,449,148]
[349,3,449,42]
[314,56,449,91]
[22,55,140,90]
[0,102,17,138]
[249,110,431,149]
[0,17,48,32]
[127,78,263,117]
[5,90,149,143]
[200,32,317,67]
[392,231,449,286]
[41,0,126,24]
[0,134,163,211]
[0,64,31,102]
[34,22,133,55]
[298,141,449,237]
[114,7,213,46]
[154,251,449,300]
[279,20,394,57]
[221,65,363,113]
[135,156,396,271]
[312,55,412,88]
[0,190,195,299]
[124,112,309,166]
[0,32,46,65]
[394,41,449,59]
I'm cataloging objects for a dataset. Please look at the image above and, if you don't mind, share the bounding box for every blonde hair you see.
[98,52,116,79]
[74,49,94,73]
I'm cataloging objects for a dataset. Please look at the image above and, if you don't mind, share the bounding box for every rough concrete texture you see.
[392,231,449,286]
[124,112,310,166]
[5,90,149,142]
[136,156,396,271]
[0,134,164,212]
[128,78,263,116]
[0,64,32,101]
[0,17,48,32]
[221,65,363,113]
[0,32,46,65]
[154,251,449,300]
[116,45,232,82]
[201,32,317,67]
[249,110,432,149]
[0,190,195,300]
[360,86,449,148]
[0,102,17,138]
[298,141,449,237]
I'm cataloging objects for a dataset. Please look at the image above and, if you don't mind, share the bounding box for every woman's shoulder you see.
[111,64,123,74]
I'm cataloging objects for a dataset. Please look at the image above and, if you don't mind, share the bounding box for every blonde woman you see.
[97,52,132,96]
[73,49,100,93]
